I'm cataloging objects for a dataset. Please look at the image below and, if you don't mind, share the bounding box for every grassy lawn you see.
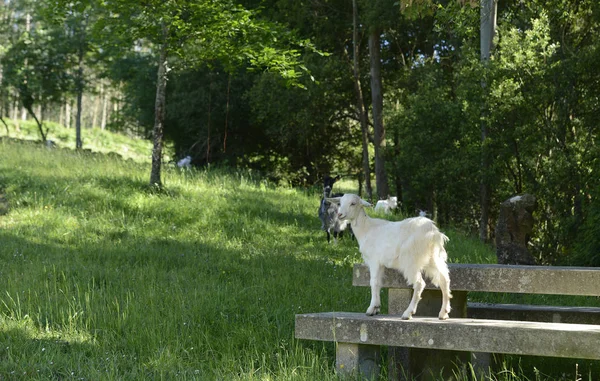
[0,137,597,380]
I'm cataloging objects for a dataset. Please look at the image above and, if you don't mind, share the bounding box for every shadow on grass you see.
[0,219,364,377]
[0,325,97,379]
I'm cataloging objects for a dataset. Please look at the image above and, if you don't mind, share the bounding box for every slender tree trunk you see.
[24,105,46,142]
[21,12,31,123]
[0,67,4,119]
[223,73,230,153]
[369,29,389,200]
[101,83,108,130]
[76,90,83,147]
[393,122,403,203]
[65,101,71,128]
[75,38,84,149]
[353,0,373,201]
[11,96,18,121]
[206,86,212,164]
[59,103,64,126]
[149,25,169,188]
[479,0,497,242]
[92,85,100,129]
[0,116,9,136]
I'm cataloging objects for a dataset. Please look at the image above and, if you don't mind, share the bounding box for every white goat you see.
[374,196,398,214]
[328,194,451,320]
[177,156,192,168]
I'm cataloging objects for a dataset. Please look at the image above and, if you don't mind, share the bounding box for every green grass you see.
[0,118,169,163]
[0,138,597,380]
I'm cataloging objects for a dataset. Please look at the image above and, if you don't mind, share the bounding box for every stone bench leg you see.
[471,352,504,379]
[336,342,380,379]
[388,289,470,380]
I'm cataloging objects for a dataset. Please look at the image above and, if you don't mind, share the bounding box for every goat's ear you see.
[326,197,341,205]
[361,199,372,207]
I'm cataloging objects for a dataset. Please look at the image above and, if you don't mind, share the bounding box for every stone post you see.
[495,194,537,265]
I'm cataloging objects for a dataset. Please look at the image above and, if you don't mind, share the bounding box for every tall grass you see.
[0,138,596,380]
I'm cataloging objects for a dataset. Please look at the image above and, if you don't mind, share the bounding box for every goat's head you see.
[322,175,341,197]
[327,194,371,221]
[387,196,398,209]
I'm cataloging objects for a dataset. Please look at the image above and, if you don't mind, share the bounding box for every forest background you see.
[1,0,599,266]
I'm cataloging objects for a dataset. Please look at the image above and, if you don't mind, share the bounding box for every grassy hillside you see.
[0,138,596,380]
[0,118,167,163]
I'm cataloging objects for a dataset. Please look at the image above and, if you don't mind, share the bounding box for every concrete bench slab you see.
[296,312,600,360]
[353,263,600,295]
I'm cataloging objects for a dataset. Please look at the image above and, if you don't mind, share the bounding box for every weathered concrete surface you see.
[468,303,600,325]
[295,312,600,360]
[353,263,600,296]
[495,194,537,265]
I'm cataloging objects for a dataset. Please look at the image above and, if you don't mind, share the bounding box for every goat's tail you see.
[425,231,450,288]
[437,233,449,262]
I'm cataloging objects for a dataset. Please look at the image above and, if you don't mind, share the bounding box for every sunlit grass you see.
[0,118,168,162]
[0,138,597,380]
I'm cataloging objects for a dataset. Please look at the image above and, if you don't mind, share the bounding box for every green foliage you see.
[3,0,600,267]
[388,58,482,228]
[385,1,600,265]
[1,15,73,125]
[483,5,599,264]
[572,186,600,266]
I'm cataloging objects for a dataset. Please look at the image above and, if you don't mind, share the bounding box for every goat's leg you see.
[366,264,384,316]
[401,273,426,320]
[326,230,331,243]
[438,271,452,320]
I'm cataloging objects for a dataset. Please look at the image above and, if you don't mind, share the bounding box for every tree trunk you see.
[480,0,497,61]
[223,73,230,153]
[393,122,403,203]
[75,23,85,149]
[0,116,9,136]
[369,29,389,200]
[101,83,108,130]
[92,90,99,129]
[353,0,373,201]
[479,0,497,242]
[59,102,64,126]
[149,25,169,188]
[206,86,212,164]
[76,88,83,148]
[24,105,46,142]
[65,101,72,128]
[11,95,18,121]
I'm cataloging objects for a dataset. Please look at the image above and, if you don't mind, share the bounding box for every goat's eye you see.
[350,202,356,206]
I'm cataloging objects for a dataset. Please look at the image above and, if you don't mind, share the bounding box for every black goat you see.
[318,175,350,244]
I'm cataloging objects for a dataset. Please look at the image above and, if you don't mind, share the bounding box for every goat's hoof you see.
[365,306,380,316]
[439,313,449,320]
[400,314,412,320]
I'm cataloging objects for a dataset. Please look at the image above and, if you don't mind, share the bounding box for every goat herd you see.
[317,175,452,320]
[318,175,398,244]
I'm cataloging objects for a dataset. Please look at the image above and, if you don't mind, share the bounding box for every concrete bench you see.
[295,263,600,380]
